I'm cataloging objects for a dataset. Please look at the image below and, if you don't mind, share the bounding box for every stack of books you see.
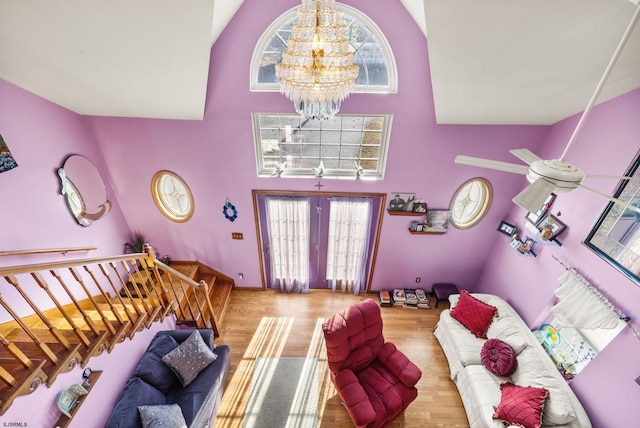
[415,288,430,309]
[392,288,405,306]
[403,288,419,309]
[377,290,393,307]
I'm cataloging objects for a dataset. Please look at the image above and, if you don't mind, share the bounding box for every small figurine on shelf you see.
[82,367,92,388]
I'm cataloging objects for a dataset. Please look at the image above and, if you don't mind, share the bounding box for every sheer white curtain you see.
[326,198,372,295]
[265,197,310,293]
[551,270,620,329]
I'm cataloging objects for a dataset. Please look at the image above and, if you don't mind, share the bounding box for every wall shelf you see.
[387,210,424,216]
[409,229,446,235]
[55,370,102,428]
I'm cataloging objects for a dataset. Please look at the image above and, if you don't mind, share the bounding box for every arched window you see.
[251,3,397,94]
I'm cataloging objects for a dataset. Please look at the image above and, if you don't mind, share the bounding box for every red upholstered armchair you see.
[322,298,422,428]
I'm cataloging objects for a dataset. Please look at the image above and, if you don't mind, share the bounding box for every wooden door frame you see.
[252,189,387,292]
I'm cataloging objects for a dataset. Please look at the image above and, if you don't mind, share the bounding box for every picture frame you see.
[525,193,556,225]
[536,213,567,239]
[497,220,516,236]
[412,202,427,213]
[517,236,537,256]
[416,224,424,232]
[0,134,18,174]
[410,221,419,231]
[424,210,451,233]
[388,193,415,211]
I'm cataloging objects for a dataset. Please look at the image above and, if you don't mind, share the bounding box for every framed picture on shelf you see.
[424,210,451,232]
[536,213,567,240]
[412,202,427,213]
[410,221,419,231]
[388,193,415,211]
[497,220,516,236]
[416,224,424,232]
[525,193,556,225]
[517,236,537,256]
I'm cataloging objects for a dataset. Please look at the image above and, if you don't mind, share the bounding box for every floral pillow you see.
[493,382,549,428]
[450,290,497,338]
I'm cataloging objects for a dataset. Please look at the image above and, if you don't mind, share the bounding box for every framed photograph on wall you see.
[388,193,415,211]
[525,193,556,225]
[0,134,18,174]
[497,220,516,236]
[536,213,567,239]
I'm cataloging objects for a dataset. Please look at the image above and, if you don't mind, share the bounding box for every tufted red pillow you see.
[493,382,548,428]
[450,290,497,338]
[481,338,518,377]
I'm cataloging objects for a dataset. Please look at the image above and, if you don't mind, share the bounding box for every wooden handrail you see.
[0,253,142,276]
[0,247,97,257]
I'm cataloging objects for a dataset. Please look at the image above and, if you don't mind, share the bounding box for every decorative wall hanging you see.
[223,198,238,222]
[0,134,18,174]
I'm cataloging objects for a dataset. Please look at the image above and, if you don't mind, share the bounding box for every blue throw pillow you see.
[134,335,179,393]
[105,377,166,428]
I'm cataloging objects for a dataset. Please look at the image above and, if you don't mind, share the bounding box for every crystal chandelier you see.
[275,0,359,120]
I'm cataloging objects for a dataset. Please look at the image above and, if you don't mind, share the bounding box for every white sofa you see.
[434,293,591,428]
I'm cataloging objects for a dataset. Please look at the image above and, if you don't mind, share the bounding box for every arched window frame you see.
[250,3,397,94]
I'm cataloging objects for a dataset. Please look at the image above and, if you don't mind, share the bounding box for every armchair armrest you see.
[333,369,377,427]
[377,342,422,388]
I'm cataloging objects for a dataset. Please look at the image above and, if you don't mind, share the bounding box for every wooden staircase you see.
[0,249,233,415]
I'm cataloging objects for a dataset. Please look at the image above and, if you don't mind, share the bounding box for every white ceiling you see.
[1,0,638,124]
[0,0,244,120]
[406,0,640,124]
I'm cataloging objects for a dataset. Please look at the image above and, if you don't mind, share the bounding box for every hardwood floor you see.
[213,289,470,428]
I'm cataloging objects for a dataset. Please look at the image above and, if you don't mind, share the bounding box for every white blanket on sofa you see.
[434,293,591,428]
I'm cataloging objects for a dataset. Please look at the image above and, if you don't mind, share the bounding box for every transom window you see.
[253,113,392,179]
[251,3,396,93]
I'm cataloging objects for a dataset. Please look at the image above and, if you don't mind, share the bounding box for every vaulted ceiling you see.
[1,0,639,124]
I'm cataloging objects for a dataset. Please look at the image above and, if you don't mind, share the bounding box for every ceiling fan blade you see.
[512,178,557,213]
[510,149,541,165]
[578,184,640,215]
[585,174,640,181]
[455,155,529,174]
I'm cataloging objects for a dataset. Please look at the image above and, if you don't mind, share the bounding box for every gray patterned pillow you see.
[161,330,218,386]
[138,404,187,428]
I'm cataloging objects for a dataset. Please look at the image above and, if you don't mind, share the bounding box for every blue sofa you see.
[105,329,230,428]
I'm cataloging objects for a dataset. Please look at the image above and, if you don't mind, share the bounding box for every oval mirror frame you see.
[58,155,111,227]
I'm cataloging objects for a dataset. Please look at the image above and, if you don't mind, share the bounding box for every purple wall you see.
[477,87,640,426]
[85,0,546,294]
[2,0,637,425]
[0,77,144,426]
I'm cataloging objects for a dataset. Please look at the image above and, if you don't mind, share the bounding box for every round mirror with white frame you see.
[58,155,111,227]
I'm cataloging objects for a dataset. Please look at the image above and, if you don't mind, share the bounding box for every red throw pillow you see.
[481,338,518,377]
[493,382,549,428]
[450,290,497,338]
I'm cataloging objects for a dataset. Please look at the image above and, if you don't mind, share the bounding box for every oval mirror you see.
[58,155,111,226]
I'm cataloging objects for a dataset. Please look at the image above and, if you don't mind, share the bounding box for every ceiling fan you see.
[455,1,640,215]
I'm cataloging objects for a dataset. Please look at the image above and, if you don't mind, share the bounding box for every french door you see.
[254,191,383,293]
